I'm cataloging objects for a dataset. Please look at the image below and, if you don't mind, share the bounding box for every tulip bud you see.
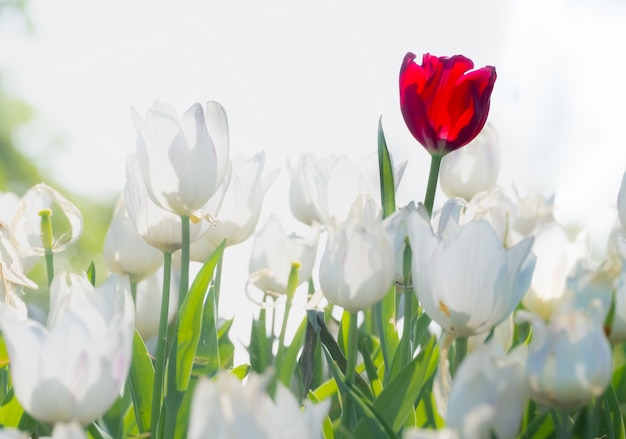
[319,196,394,313]
[439,123,500,201]
[103,195,162,283]
[517,304,612,410]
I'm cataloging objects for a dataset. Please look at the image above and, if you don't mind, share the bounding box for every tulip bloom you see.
[399,52,496,156]
[103,195,162,283]
[188,372,328,439]
[319,196,395,313]
[1,274,134,425]
[407,199,535,337]
[517,303,612,410]
[132,101,230,217]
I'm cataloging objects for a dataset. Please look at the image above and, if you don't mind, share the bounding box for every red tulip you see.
[399,52,496,156]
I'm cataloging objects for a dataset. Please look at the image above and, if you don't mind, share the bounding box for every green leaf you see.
[322,346,398,439]
[377,116,396,218]
[194,286,220,378]
[86,261,96,286]
[353,335,439,438]
[128,330,154,434]
[278,315,307,391]
[229,364,251,380]
[308,310,373,400]
[248,306,272,374]
[176,240,226,391]
[300,315,321,396]
[517,411,554,439]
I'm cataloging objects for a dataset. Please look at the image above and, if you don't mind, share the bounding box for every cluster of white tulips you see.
[1,87,626,438]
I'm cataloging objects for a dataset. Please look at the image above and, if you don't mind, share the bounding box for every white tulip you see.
[445,342,528,439]
[407,198,536,337]
[188,372,328,439]
[521,222,589,321]
[248,216,318,295]
[134,266,179,340]
[440,123,500,201]
[190,152,278,262]
[319,196,394,312]
[617,170,626,229]
[103,194,162,283]
[517,303,612,410]
[132,101,229,217]
[1,274,134,425]
[125,154,209,253]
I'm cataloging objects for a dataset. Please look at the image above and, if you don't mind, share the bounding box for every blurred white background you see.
[1,0,626,360]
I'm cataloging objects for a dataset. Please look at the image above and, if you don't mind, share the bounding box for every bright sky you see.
[2,0,626,360]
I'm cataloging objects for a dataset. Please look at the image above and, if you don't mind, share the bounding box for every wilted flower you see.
[319,196,395,312]
[399,52,496,156]
[188,372,328,439]
[439,123,500,201]
[125,154,209,253]
[132,101,230,217]
[11,183,83,271]
[1,273,134,425]
[407,199,535,337]
[190,152,278,262]
[103,194,162,283]
[248,215,318,295]
[517,303,612,410]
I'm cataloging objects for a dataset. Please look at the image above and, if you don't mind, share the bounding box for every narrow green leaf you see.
[278,316,307,391]
[194,286,220,377]
[309,310,374,400]
[353,336,439,438]
[128,330,154,434]
[249,307,272,374]
[176,240,226,391]
[322,346,398,439]
[86,261,96,286]
[377,116,396,218]
[300,315,321,396]
[229,364,251,380]
[517,411,554,439]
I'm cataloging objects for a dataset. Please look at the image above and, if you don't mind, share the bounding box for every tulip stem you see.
[452,336,467,377]
[424,154,442,217]
[178,215,190,308]
[274,262,300,390]
[150,251,172,439]
[399,242,414,370]
[341,311,359,430]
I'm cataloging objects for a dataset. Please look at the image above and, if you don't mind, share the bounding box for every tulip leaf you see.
[0,334,9,368]
[377,116,396,218]
[352,335,439,438]
[229,364,251,380]
[86,261,96,286]
[193,285,220,378]
[277,315,307,390]
[322,345,398,439]
[128,329,154,434]
[176,240,226,391]
[248,306,272,374]
[300,314,320,396]
[517,410,554,439]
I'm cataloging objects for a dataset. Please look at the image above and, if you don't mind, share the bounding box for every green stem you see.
[39,209,54,287]
[398,241,413,370]
[424,154,442,217]
[178,215,190,308]
[213,251,224,310]
[341,311,359,430]
[150,251,172,438]
[274,262,299,388]
[452,337,467,377]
